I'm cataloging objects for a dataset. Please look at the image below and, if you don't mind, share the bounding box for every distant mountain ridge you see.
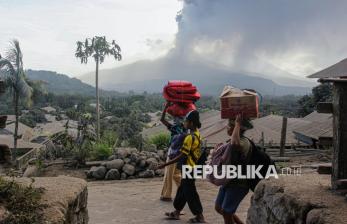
[26,70,122,96]
[80,56,313,96]
[26,57,313,97]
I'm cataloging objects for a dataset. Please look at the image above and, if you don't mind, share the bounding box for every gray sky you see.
[0,0,182,76]
[1,0,347,81]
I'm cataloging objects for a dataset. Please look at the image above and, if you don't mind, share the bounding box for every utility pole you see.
[280,117,287,157]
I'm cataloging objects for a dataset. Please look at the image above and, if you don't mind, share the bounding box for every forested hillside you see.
[26,70,97,96]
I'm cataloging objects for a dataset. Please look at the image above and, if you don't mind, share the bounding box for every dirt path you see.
[88,178,251,224]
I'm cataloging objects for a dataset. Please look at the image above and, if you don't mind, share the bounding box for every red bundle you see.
[163,80,200,103]
[166,103,197,117]
[163,80,200,117]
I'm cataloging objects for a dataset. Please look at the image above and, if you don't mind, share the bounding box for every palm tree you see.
[75,36,122,140]
[0,40,33,161]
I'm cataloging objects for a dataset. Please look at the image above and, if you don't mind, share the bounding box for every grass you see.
[148,133,171,150]
[90,142,113,160]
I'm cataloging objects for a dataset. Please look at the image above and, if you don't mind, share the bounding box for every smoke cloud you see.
[173,0,347,79]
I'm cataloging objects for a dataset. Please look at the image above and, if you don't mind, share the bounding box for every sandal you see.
[160,197,172,202]
[188,217,206,223]
[165,211,180,220]
[165,211,185,216]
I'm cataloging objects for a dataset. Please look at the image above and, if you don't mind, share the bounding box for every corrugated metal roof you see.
[293,111,333,140]
[308,58,347,78]
[303,111,332,122]
[142,110,312,147]
[0,135,42,149]
[32,119,78,138]
[142,110,222,139]
[244,115,310,146]
[0,121,34,141]
[201,114,309,146]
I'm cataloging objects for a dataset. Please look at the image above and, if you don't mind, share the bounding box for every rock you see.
[105,169,120,180]
[145,144,157,152]
[128,176,136,180]
[130,162,137,167]
[122,164,136,176]
[135,166,145,173]
[108,155,116,160]
[116,148,138,159]
[120,172,127,180]
[85,170,93,179]
[247,179,310,223]
[129,148,138,154]
[138,170,155,178]
[146,158,158,170]
[0,205,10,223]
[105,159,124,170]
[124,158,131,164]
[89,166,98,173]
[130,153,139,163]
[116,148,129,159]
[91,166,107,180]
[157,150,165,160]
[306,209,326,224]
[155,169,165,177]
[138,160,147,168]
[23,165,39,177]
[139,152,146,156]
[146,157,158,164]
[139,155,147,161]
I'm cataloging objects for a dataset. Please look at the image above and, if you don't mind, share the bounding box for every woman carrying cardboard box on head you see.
[214,114,254,224]
[214,86,258,224]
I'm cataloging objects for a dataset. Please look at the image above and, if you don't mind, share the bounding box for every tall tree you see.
[75,36,122,140]
[0,40,33,160]
[297,83,333,117]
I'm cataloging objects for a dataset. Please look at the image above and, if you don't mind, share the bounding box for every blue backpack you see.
[168,133,187,159]
[171,133,207,169]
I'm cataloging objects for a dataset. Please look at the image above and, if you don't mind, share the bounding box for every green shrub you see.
[90,142,113,160]
[19,109,47,128]
[19,116,36,128]
[0,177,44,224]
[101,130,118,146]
[148,133,170,150]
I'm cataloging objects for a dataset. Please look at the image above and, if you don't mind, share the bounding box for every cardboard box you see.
[220,86,259,119]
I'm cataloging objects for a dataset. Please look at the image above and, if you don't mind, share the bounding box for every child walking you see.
[157,110,206,223]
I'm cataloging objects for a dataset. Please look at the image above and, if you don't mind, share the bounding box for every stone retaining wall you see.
[19,176,88,224]
[247,174,347,224]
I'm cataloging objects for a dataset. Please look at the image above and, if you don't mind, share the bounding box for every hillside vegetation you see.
[26,70,122,97]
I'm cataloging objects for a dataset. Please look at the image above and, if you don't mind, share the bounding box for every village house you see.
[293,111,333,148]
[307,57,347,190]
